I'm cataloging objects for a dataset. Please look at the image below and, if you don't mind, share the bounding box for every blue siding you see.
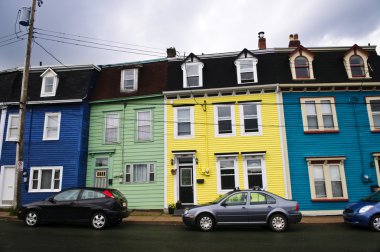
[283,91,380,211]
[0,103,90,204]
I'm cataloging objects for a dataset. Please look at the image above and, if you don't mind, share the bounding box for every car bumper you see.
[343,213,369,227]
[182,214,197,227]
[288,212,302,224]
[106,208,129,222]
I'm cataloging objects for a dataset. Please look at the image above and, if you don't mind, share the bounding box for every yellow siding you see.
[166,93,286,205]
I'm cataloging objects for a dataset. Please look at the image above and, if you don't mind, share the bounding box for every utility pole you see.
[13,0,38,210]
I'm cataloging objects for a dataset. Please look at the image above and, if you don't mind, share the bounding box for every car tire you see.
[269,214,288,232]
[24,210,40,227]
[197,213,215,232]
[91,212,108,230]
[370,215,380,232]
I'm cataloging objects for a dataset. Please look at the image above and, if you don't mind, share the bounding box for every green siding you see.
[86,96,165,209]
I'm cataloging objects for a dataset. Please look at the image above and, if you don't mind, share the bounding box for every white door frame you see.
[0,165,15,207]
[173,154,197,205]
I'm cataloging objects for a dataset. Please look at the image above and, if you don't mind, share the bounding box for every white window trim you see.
[239,102,262,136]
[234,57,258,84]
[181,62,204,88]
[136,110,153,142]
[120,68,138,92]
[5,114,19,141]
[300,97,339,132]
[28,166,63,193]
[243,155,267,190]
[366,97,380,131]
[174,106,195,139]
[40,68,59,97]
[43,112,61,141]
[343,50,371,79]
[289,51,315,80]
[306,158,348,200]
[216,156,239,194]
[124,163,156,184]
[214,104,236,137]
[104,112,120,144]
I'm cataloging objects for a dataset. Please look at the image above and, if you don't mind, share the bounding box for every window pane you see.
[243,104,257,116]
[137,111,152,141]
[178,122,191,135]
[186,65,198,76]
[321,101,332,114]
[181,168,192,186]
[221,176,235,190]
[54,189,80,201]
[307,116,318,130]
[178,109,190,121]
[40,170,52,189]
[187,76,199,87]
[244,118,258,132]
[54,170,60,179]
[225,192,247,205]
[218,107,231,118]
[370,100,380,112]
[250,193,266,204]
[373,115,380,128]
[10,117,19,127]
[315,181,327,198]
[96,158,108,167]
[241,72,254,82]
[248,174,263,188]
[218,120,232,134]
[323,115,334,128]
[133,164,148,182]
[220,160,234,168]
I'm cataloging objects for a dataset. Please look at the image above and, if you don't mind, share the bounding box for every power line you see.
[33,39,68,67]
[33,36,167,57]
[34,27,166,52]
[0,38,25,48]
[0,33,27,44]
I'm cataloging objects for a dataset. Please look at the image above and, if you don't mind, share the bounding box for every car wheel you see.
[24,210,40,227]
[91,212,107,230]
[370,215,380,232]
[197,214,215,232]
[269,214,288,232]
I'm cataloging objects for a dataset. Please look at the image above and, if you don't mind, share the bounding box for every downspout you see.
[121,103,127,183]
[0,105,7,161]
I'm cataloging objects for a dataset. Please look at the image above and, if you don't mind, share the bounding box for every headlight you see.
[359,205,374,214]
[183,209,189,215]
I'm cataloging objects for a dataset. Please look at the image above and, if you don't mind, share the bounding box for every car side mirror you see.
[221,202,227,207]
[48,197,56,204]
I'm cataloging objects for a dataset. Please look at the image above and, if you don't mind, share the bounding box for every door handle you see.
[267,206,272,208]
[242,206,246,209]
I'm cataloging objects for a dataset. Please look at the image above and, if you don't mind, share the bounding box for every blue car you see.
[343,191,380,232]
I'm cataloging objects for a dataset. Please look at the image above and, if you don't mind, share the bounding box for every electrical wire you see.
[33,38,68,67]
[0,38,25,48]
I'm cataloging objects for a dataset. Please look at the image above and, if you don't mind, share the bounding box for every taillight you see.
[102,190,115,198]
[295,203,300,211]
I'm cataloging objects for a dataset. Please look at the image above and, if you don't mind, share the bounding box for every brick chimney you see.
[288,33,301,47]
[166,47,177,58]
[258,31,266,50]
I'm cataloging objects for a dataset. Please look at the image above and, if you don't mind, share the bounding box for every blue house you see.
[0,65,99,206]
[278,39,380,214]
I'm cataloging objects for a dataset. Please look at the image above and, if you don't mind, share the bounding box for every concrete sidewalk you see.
[0,210,343,225]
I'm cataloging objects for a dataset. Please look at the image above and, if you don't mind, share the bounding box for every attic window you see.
[289,46,315,80]
[40,68,59,97]
[121,68,138,92]
[349,55,365,77]
[295,56,310,78]
[343,45,371,79]
[181,54,204,88]
[234,50,258,84]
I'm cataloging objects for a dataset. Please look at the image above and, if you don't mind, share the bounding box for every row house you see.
[279,36,380,214]
[0,65,99,206]
[163,37,290,208]
[86,58,168,209]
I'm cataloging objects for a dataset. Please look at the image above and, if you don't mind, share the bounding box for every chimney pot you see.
[288,33,301,48]
[258,31,266,50]
[166,47,176,58]
[289,34,294,40]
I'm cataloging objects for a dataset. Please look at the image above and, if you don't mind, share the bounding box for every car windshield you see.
[361,191,380,202]
[210,192,234,204]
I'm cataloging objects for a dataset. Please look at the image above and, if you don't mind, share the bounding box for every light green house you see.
[86,59,167,209]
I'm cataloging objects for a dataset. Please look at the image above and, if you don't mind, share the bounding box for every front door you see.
[178,157,194,204]
[0,166,15,207]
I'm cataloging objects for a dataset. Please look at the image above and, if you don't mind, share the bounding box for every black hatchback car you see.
[17,187,129,229]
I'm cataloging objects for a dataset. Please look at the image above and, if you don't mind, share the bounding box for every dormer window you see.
[295,56,310,78]
[181,53,204,88]
[40,68,59,97]
[343,44,371,79]
[121,68,138,92]
[234,49,258,84]
[289,46,315,80]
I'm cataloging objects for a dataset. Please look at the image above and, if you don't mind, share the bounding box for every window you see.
[295,56,310,78]
[121,69,138,92]
[240,103,261,135]
[80,189,106,200]
[6,114,19,141]
[217,157,238,193]
[224,192,247,206]
[54,189,80,201]
[174,107,194,138]
[366,97,380,131]
[307,158,348,200]
[250,193,276,205]
[215,105,235,136]
[29,166,62,192]
[181,62,204,88]
[300,98,338,132]
[124,163,155,183]
[289,46,315,80]
[136,110,152,141]
[350,55,365,77]
[244,156,266,189]
[43,112,61,140]
[104,112,120,144]
[40,68,59,97]
[235,59,258,84]
[343,45,370,79]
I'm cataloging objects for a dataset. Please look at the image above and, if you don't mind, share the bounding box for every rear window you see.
[81,189,106,200]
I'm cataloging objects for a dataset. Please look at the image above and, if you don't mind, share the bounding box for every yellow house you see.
[164,85,290,208]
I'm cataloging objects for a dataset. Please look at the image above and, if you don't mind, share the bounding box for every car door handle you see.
[267,206,272,208]
[242,206,246,209]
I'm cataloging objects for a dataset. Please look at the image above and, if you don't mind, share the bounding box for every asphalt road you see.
[0,219,379,252]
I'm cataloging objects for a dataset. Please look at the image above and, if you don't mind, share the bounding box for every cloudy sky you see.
[1,0,380,70]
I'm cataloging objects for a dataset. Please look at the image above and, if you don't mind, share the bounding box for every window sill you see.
[292,78,316,81]
[348,76,372,80]
[370,129,380,133]
[304,130,340,134]
[311,198,348,202]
